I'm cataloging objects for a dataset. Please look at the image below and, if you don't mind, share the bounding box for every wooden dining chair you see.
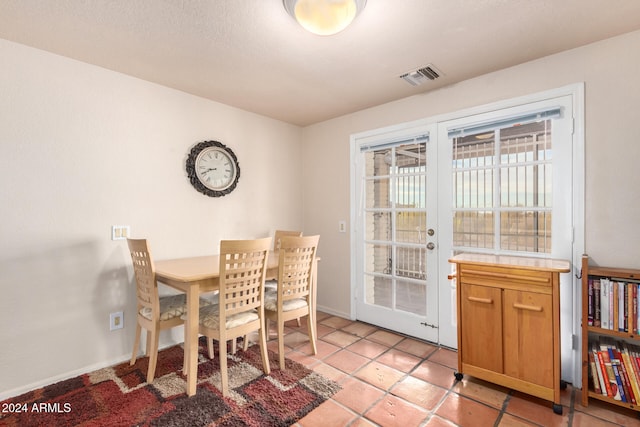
[264,235,319,370]
[127,238,211,383]
[266,230,304,329]
[265,230,303,282]
[193,237,272,397]
[273,230,303,252]
[236,230,302,352]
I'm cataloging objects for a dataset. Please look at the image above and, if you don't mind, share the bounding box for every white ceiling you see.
[2,0,640,126]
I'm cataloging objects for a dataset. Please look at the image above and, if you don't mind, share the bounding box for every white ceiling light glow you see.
[283,0,367,36]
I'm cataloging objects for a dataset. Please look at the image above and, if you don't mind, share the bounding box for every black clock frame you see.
[186,140,240,197]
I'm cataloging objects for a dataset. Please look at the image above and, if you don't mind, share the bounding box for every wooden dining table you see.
[154,252,318,397]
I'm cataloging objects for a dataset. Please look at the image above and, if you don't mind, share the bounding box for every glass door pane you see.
[356,133,438,342]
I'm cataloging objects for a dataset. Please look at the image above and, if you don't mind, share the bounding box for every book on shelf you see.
[621,342,640,401]
[594,278,601,327]
[601,278,610,330]
[588,278,594,326]
[612,281,618,331]
[588,277,640,333]
[623,283,629,333]
[588,350,602,395]
[606,347,626,402]
[612,346,633,403]
[610,280,615,331]
[626,341,640,393]
[592,341,611,396]
[589,338,640,402]
[599,339,622,400]
[632,283,636,333]
[629,344,640,391]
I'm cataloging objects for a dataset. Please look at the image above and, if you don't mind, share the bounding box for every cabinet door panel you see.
[460,283,503,372]
[503,289,553,387]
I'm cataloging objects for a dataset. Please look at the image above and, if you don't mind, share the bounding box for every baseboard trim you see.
[316,304,352,320]
[0,341,181,401]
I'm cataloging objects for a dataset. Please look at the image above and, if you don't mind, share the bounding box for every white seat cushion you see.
[191,304,259,330]
[140,294,211,321]
[264,289,308,312]
[264,279,278,291]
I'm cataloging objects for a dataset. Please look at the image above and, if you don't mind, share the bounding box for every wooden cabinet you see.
[580,255,640,412]
[450,253,570,414]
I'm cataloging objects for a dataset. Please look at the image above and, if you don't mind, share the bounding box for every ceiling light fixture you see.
[283,0,367,36]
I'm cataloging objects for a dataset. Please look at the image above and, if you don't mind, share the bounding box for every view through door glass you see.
[356,136,438,342]
[452,119,553,255]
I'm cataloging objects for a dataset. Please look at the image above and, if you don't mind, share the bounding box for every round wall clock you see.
[185,140,240,197]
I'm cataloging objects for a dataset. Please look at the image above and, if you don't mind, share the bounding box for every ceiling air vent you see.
[399,64,443,86]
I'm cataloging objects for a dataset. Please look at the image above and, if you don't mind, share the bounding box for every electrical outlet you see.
[111,225,130,240]
[338,220,347,233]
[110,311,124,331]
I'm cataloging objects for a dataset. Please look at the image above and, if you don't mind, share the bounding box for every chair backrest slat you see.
[219,237,271,320]
[278,235,320,304]
[127,239,159,317]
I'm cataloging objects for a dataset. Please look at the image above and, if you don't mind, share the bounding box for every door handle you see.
[426,242,435,250]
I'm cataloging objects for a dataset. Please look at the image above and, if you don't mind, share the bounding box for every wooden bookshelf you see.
[581,254,640,411]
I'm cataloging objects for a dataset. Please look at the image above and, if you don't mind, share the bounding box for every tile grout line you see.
[315,319,469,425]
[295,315,640,426]
[339,326,463,425]
[311,318,529,425]
[327,321,524,426]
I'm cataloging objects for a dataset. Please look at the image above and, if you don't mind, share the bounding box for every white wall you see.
[303,30,640,320]
[0,39,303,398]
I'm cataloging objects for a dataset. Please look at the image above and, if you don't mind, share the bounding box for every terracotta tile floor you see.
[263,312,640,427]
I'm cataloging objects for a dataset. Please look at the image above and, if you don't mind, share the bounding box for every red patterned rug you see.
[0,338,340,426]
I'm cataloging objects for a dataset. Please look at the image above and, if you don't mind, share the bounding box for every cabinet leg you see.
[454,372,463,381]
[560,380,567,390]
[552,403,562,415]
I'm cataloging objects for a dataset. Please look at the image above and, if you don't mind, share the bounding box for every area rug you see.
[0,338,340,427]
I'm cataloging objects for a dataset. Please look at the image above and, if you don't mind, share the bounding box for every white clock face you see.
[195,147,237,191]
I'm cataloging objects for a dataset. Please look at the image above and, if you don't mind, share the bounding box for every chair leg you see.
[266,318,272,340]
[242,335,249,351]
[130,323,142,365]
[231,338,237,354]
[182,333,188,375]
[307,312,317,355]
[278,318,286,370]
[219,335,229,397]
[145,330,152,357]
[182,345,186,375]
[146,328,160,384]
[259,321,271,375]
[296,317,301,327]
[207,337,215,360]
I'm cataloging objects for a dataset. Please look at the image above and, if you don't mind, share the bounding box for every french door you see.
[352,124,439,342]
[351,87,582,377]
[437,94,577,374]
